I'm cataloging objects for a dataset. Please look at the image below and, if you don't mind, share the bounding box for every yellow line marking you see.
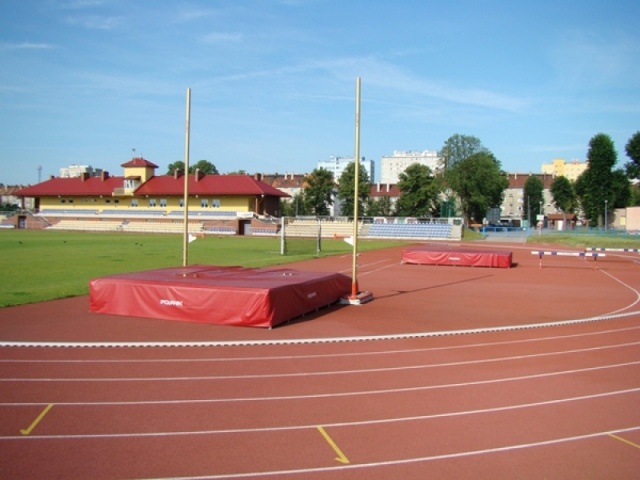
[20,404,54,436]
[317,426,350,464]
[609,433,640,449]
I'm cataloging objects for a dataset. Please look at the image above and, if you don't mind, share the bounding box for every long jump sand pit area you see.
[1,241,640,479]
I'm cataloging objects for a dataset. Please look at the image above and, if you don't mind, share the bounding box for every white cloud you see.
[553,30,640,88]
[304,56,531,113]
[176,7,218,22]
[56,0,106,9]
[0,42,54,50]
[64,14,124,30]
[201,32,244,44]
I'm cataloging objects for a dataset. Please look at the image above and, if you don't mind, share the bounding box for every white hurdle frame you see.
[586,247,640,253]
[530,250,605,268]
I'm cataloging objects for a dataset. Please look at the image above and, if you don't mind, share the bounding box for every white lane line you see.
[143,426,640,479]
[2,360,639,407]
[598,268,640,315]
[2,310,639,349]
[2,388,638,440]
[2,340,639,383]
[3,324,640,365]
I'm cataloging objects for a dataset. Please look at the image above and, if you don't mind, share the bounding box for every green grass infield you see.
[0,230,406,307]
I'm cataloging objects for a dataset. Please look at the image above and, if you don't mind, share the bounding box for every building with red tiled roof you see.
[120,157,159,169]
[14,158,289,225]
[369,183,401,200]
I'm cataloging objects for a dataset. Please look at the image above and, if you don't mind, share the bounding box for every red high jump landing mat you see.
[89,265,352,328]
[402,246,513,268]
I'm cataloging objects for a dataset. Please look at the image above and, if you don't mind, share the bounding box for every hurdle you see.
[586,247,640,253]
[530,250,605,268]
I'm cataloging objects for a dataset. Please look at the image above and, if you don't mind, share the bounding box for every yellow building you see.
[13,157,289,234]
[541,159,588,181]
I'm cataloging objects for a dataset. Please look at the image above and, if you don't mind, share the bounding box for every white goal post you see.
[280,217,322,256]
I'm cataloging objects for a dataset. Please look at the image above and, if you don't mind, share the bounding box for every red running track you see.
[0,242,639,479]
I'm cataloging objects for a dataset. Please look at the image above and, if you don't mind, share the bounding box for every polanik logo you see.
[160,299,183,307]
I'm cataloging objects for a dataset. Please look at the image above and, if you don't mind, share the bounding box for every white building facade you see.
[316,156,375,184]
[380,150,441,184]
[59,165,103,178]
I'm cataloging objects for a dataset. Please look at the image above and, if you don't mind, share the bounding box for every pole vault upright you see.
[341,77,373,305]
[182,88,191,267]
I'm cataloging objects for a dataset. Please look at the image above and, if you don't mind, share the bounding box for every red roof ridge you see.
[121,157,159,168]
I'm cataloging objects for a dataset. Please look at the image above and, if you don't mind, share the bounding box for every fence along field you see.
[0,230,404,307]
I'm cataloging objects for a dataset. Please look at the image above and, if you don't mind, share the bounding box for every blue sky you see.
[1,0,639,185]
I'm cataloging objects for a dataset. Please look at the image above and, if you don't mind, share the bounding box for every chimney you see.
[81,172,90,181]
[173,169,183,179]
[195,169,204,182]
[101,171,109,181]
[254,173,263,181]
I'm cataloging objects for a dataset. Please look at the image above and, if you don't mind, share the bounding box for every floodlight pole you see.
[350,77,361,297]
[182,88,191,267]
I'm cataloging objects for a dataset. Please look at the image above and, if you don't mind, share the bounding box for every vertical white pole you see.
[280,217,285,255]
[350,77,361,297]
[182,88,191,267]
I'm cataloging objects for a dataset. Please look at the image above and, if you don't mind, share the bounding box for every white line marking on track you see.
[2,340,639,382]
[597,268,640,315]
[140,426,640,479]
[3,324,640,364]
[2,388,638,440]
[2,311,639,349]
[2,360,638,407]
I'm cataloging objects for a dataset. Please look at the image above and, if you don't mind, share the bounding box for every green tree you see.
[624,131,640,180]
[303,168,334,216]
[523,175,544,226]
[337,161,371,217]
[191,160,218,175]
[440,134,487,175]
[630,186,640,206]
[575,133,617,227]
[366,196,393,217]
[280,191,308,216]
[550,176,576,225]
[574,171,591,224]
[394,163,441,217]
[166,160,218,175]
[166,161,185,175]
[611,169,631,209]
[448,151,508,224]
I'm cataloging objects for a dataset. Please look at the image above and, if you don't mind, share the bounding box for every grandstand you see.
[25,209,462,241]
[47,219,124,232]
[367,222,453,240]
[120,221,204,234]
[280,217,461,241]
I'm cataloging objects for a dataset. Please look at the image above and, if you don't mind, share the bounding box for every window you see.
[160,198,167,208]
[179,198,184,208]
[212,198,220,208]
[200,199,209,208]
[149,198,157,207]
[131,199,138,207]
